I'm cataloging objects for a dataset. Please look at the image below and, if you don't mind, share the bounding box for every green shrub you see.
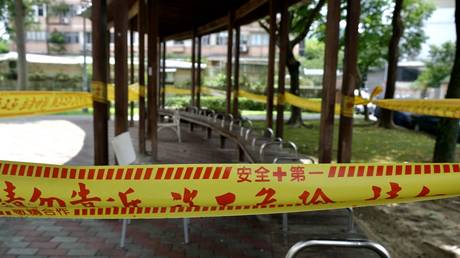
[0,40,9,53]
[165,96,265,112]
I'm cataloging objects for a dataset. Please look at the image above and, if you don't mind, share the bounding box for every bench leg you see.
[189,123,194,132]
[206,128,212,139]
[238,146,244,162]
[220,135,226,149]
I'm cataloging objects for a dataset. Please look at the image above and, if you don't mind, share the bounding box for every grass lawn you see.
[254,119,460,163]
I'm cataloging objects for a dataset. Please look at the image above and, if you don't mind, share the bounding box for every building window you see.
[64,32,79,44]
[37,5,44,16]
[173,40,184,45]
[250,33,269,46]
[26,31,47,42]
[201,35,210,45]
[216,33,227,45]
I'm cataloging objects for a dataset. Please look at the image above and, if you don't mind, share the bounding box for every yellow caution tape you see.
[373,99,460,118]
[107,83,140,102]
[91,81,107,103]
[341,96,355,118]
[164,85,191,95]
[0,160,458,219]
[0,91,92,118]
[284,92,341,113]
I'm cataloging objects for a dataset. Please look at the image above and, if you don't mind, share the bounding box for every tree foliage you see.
[417,42,455,90]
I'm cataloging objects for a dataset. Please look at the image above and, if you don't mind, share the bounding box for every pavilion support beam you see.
[338,0,360,163]
[106,30,111,121]
[232,26,241,118]
[148,0,160,160]
[318,0,341,163]
[266,0,276,129]
[114,0,129,141]
[161,41,166,108]
[226,10,234,115]
[138,0,146,154]
[191,32,197,107]
[275,0,288,138]
[129,19,135,127]
[196,36,202,108]
[91,0,109,165]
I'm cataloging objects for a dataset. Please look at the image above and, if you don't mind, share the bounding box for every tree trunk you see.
[433,4,460,162]
[14,0,27,90]
[286,49,303,126]
[379,0,403,129]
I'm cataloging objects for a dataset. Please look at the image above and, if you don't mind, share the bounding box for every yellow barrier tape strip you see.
[0,160,458,219]
[107,83,140,102]
[91,81,107,103]
[284,92,341,113]
[0,91,92,118]
[164,85,191,95]
[374,99,460,119]
[341,96,355,118]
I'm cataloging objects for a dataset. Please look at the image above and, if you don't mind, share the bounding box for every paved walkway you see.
[0,115,376,258]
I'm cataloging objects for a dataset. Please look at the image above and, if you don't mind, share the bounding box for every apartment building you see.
[17,0,91,55]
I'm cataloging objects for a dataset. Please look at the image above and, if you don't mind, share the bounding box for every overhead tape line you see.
[0,160,459,219]
[0,84,459,118]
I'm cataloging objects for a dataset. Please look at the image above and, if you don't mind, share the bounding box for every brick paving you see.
[0,116,378,258]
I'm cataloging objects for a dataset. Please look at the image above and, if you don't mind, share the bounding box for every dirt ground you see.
[354,198,460,258]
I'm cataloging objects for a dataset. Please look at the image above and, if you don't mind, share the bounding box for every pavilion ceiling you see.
[107,0,301,40]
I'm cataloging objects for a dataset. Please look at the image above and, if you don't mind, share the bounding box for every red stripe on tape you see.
[222,167,232,179]
[328,166,337,177]
[155,168,164,180]
[134,168,143,180]
[376,166,384,176]
[357,166,365,177]
[212,167,222,179]
[338,167,346,177]
[193,167,203,179]
[174,167,184,180]
[367,166,374,177]
[203,167,213,179]
[424,165,431,174]
[386,166,393,176]
[184,167,193,179]
[144,168,153,180]
[165,167,174,179]
[347,166,355,177]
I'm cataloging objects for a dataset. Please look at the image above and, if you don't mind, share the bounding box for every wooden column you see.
[266,0,276,129]
[232,26,241,118]
[129,19,135,127]
[196,36,202,108]
[338,0,360,163]
[148,0,159,160]
[191,33,196,107]
[91,0,109,165]
[161,41,166,108]
[275,0,288,138]
[138,0,146,154]
[318,0,341,163]
[114,0,129,139]
[226,10,234,115]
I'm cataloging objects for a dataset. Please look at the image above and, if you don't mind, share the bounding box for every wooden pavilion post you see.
[138,0,146,154]
[338,0,360,163]
[91,0,109,165]
[275,0,288,138]
[232,25,241,118]
[226,10,234,115]
[191,32,197,107]
[161,41,166,108]
[318,0,341,163]
[148,0,160,160]
[114,0,129,141]
[266,0,276,129]
[129,19,135,127]
[196,36,202,108]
